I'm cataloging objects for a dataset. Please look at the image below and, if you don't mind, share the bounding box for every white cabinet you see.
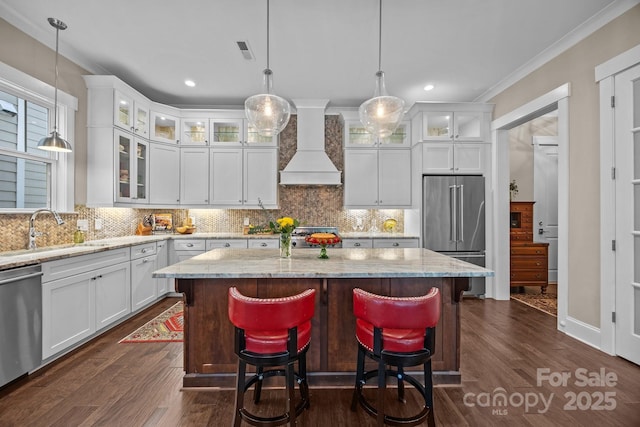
[149,143,180,205]
[181,118,209,145]
[342,238,373,248]
[115,130,149,204]
[210,148,278,208]
[155,240,171,296]
[210,118,277,147]
[343,119,410,148]
[249,238,279,249]
[172,239,206,263]
[95,262,132,331]
[150,111,180,144]
[41,248,130,359]
[180,147,210,205]
[415,111,484,142]
[373,238,419,248]
[206,239,248,249]
[422,143,485,174]
[131,243,158,311]
[344,149,411,208]
[114,90,149,137]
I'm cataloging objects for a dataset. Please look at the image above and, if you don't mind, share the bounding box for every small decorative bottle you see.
[73,227,85,244]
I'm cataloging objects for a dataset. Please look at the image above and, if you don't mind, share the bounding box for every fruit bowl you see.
[176,226,196,234]
[305,233,341,259]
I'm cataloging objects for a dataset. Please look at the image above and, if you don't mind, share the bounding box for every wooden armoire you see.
[510,201,549,293]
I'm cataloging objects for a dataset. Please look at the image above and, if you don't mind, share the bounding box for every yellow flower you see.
[270,216,300,234]
[277,217,294,228]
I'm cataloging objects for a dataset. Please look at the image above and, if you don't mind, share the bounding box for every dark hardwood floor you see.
[1,296,639,426]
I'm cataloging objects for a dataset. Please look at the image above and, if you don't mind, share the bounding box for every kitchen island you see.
[154,248,492,388]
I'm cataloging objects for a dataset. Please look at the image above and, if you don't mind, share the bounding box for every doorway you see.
[489,84,569,330]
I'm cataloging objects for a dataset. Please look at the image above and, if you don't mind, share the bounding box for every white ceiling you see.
[0,0,636,109]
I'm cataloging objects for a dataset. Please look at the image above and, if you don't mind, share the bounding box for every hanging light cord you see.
[377,0,383,72]
[53,23,60,132]
[266,0,270,71]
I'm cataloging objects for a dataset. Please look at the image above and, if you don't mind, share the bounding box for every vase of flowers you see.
[270,216,299,258]
[510,179,519,201]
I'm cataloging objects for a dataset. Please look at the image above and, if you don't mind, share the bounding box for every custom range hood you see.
[279,99,342,186]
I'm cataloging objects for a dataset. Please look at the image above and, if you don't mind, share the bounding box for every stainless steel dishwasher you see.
[0,264,43,387]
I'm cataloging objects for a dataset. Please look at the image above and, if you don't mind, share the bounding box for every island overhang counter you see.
[153,247,493,388]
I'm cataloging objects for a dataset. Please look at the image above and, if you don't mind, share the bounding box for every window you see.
[0,60,75,213]
[0,90,52,208]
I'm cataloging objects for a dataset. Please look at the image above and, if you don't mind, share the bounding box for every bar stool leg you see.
[351,346,365,411]
[286,361,296,426]
[424,359,436,427]
[397,365,406,403]
[377,359,385,426]
[233,359,246,427]
[253,366,264,404]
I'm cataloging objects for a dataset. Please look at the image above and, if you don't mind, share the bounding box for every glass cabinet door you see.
[116,131,132,202]
[379,121,410,147]
[344,121,375,147]
[246,123,277,146]
[453,112,483,140]
[134,104,150,137]
[150,112,180,144]
[181,119,210,145]
[211,119,244,146]
[114,91,133,131]
[421,112,452,139]
[135,139,148,202]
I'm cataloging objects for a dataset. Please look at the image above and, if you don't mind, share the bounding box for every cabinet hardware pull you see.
[260,242,267,247]
[187,243,194,248]
[224,243,230,247]
[354,242,361,247]
[392,242,399,247]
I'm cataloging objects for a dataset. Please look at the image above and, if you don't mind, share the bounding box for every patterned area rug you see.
[119,301,183,343]
[511,293,557,317]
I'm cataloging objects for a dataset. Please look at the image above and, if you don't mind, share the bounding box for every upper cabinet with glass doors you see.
[150,111,180,144]
[343,120,410,148]
[181,118,209,145]
[113,90,150,137]
[418,111,483,141]
[210,118,277,147]
[115,130,148,204]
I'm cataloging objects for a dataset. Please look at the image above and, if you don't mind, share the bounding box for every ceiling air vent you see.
[236,40,254,60]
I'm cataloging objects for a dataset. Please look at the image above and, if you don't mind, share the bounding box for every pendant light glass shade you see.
[359,0,404,139]
[245,69,291,137]
[38,17,72,153]
[359,71,405,138]
[244,0,290,137]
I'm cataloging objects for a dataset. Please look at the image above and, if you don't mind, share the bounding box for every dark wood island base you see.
[177,276,469,388]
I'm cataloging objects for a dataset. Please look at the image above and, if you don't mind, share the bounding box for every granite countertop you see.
[340,232,419,239]
[0,232,421,271]
[153,248,493,279]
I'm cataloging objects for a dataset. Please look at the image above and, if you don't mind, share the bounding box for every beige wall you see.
[491,4,640,327]
[0,18,90,205]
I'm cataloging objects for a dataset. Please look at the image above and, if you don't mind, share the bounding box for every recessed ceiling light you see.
[423,84,435,91]
[185,80,196,87]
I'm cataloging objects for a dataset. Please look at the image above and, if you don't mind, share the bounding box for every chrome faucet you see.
[28,209,65,250]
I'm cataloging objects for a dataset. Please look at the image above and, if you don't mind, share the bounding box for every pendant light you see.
[38,18,72,152]
[359,0,404,139]
[244,0,291,138]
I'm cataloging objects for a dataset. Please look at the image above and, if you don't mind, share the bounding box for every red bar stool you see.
[228,287,316,427]
[351,288,441,427]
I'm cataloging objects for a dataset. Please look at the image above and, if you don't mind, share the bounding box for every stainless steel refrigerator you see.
[422,175,486,296]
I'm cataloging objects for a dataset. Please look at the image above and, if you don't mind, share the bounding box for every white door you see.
[614,63,640,365]
[533,136,559,283]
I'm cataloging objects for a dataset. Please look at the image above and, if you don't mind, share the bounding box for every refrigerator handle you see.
[449,185,457,242]
[458,184,464,243]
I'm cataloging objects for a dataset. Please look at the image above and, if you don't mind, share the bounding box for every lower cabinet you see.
[342,237,419,249]
[155,240,171,295]
[42,248,131,359]
[131,243,158,311]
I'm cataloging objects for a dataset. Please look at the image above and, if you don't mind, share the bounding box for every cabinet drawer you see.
[373,238,419,248]
[42,247,130,283]
[174,239,206,251]
[510,270,547,282]
[511,257,547,269]
[249,239,278,249]
[511,245,547,256]
[206,239,248,250]
[131,242,157,260]
[510,233,533,241]
[342,239,373,248]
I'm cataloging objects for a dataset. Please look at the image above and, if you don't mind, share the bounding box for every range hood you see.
[279,99,342,186]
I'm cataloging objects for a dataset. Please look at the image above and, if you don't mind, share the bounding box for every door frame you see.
[488,84,570,331]
[596,44,640,355]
